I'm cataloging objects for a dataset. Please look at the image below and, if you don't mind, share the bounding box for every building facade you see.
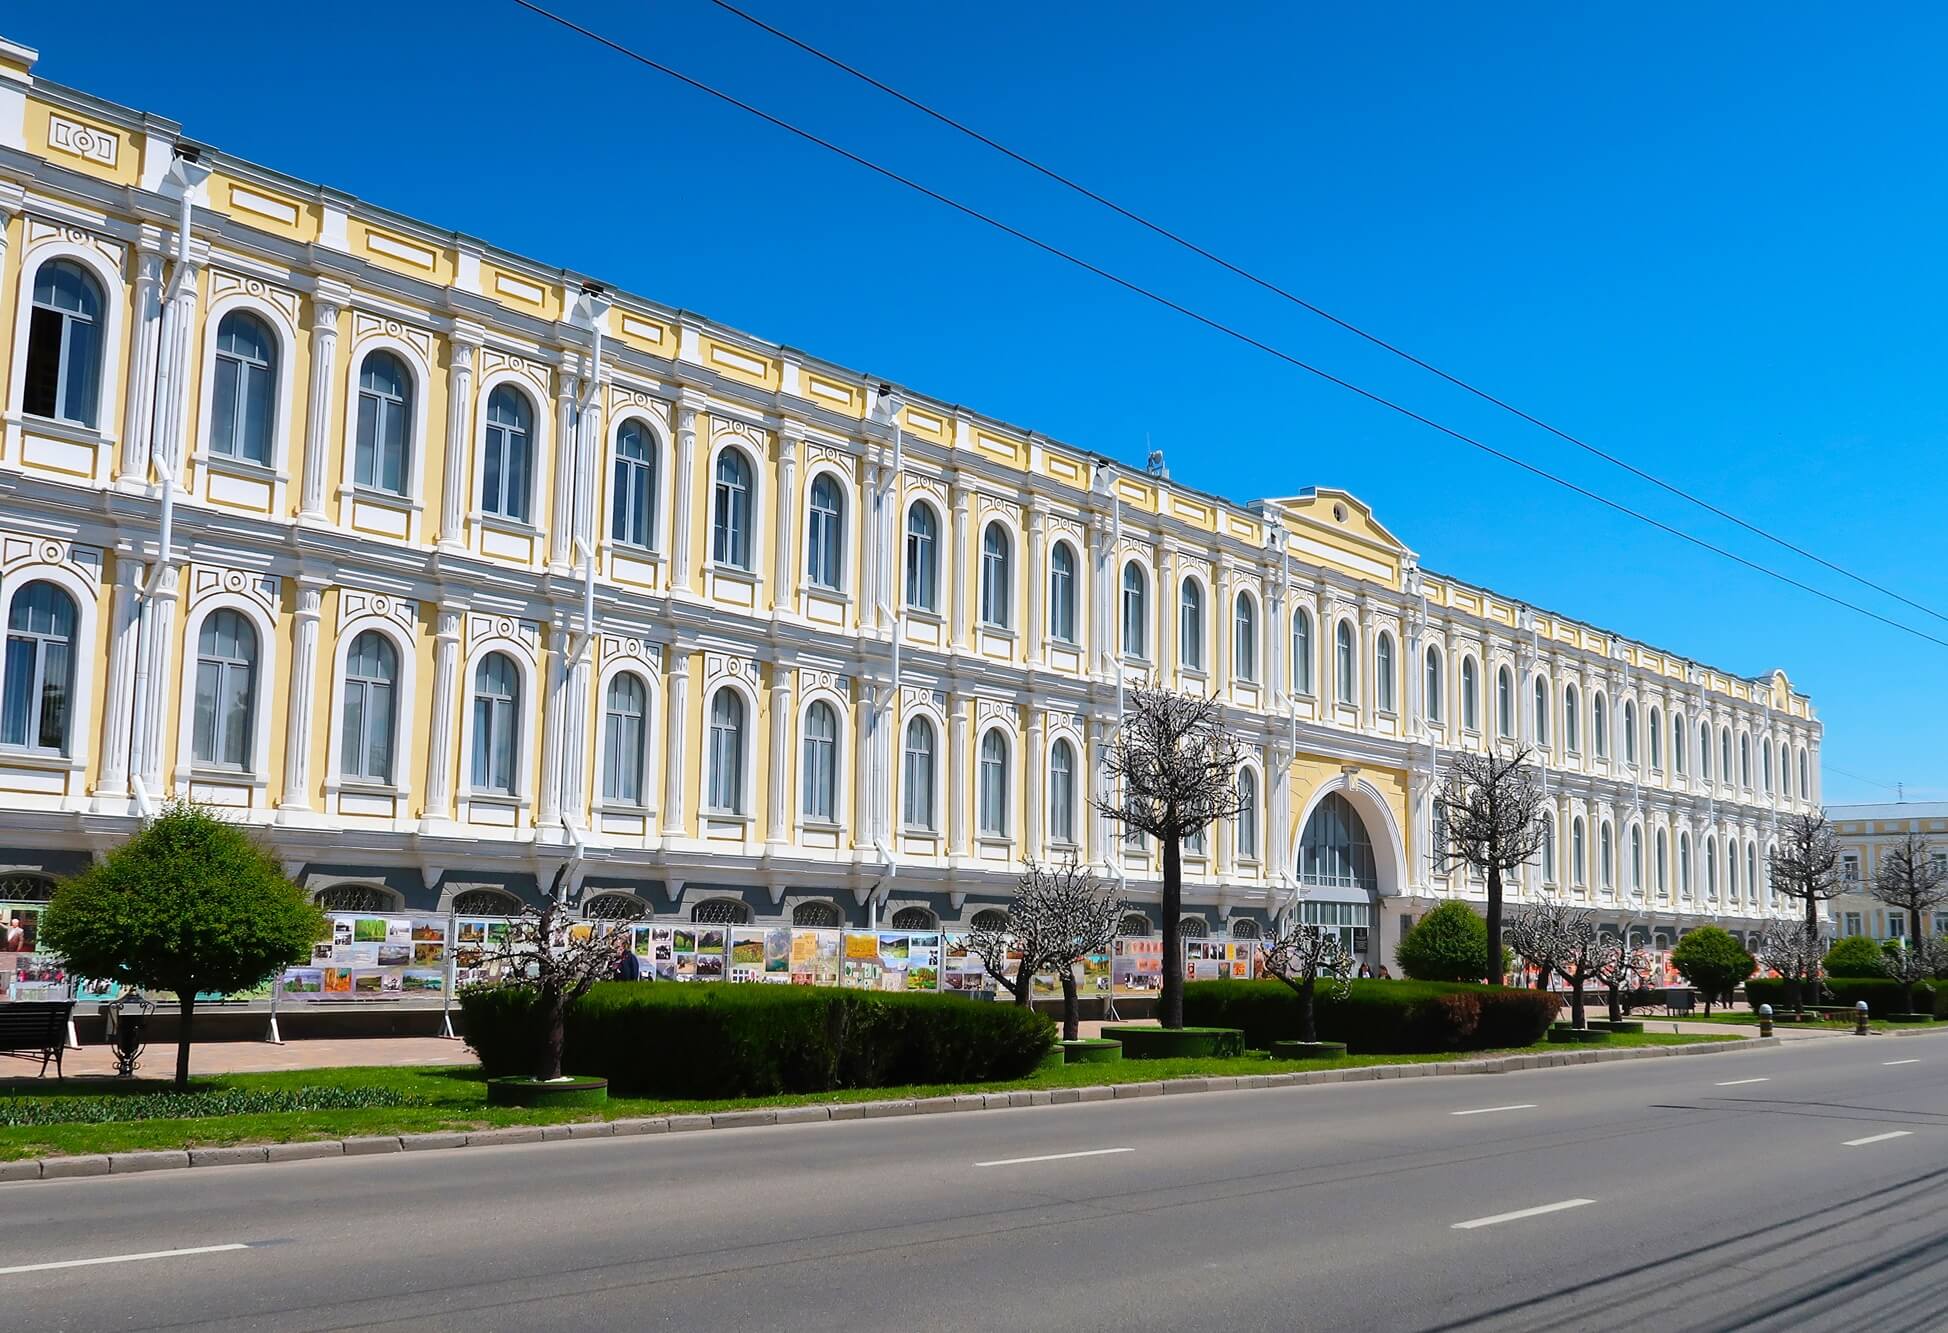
[1828,803,1948,943]
[0,37,1820,960]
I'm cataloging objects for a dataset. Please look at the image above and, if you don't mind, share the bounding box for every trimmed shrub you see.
[1395,901,1489,982]
[1100,1026,1244,1059]
[1746,977,1944,1018]
[485,1076,608,1109]
[1182,978,1559,1054]
[1269,1040,1347,1060]
[1823,935,1890,979]
[1670,927,1756,1011]
[1547,1027,1611,1044]
[461,983,1054,1098]
[1059,1038,1123,1064]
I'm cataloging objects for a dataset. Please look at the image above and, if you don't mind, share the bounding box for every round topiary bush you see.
[485,1076,609,1109]
[1270,1039,1348,1060]
[1059,1038,1123,1064]
[1823,934,1890,979]
[1100,1025,1244,1059]
[1395,901,1489,982]
[1546,1027,1611,1044]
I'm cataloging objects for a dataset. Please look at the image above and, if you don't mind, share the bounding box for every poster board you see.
[282,912,449,1001]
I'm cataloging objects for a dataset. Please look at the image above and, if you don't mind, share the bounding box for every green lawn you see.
[1674,1011,1893,1031]
[0,1033,1733,1162]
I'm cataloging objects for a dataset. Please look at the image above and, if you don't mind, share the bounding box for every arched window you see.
[354,351,411,494]
[1655,829,1670,897]
[584,893,647,921]
[210,310,276,463]
[691,897,751,925]
[1118,912,1152,937]
[979,522,1011,627]
[1798,747,1809,799]
[1425,647,1443,722]
[793,900,841,928]
[602,673,648,804]
[1461,656,1479,730]
[2,582,77,755]
[901,716,936,830]
[1179,917,1210,939]
[1748,843,1760,901]
[905,502,939,613]
[1678,832,1692,898]
[1704,835,1717,900]
[711,448,754,569]
[1600,822,1615,889]
[1299,792,1377,890]
[1649,706,1663,769]
[805,473,844,590]
[452,887,521,917]
[1179,579,1204,671]
[978,729,1010,837]
[1564,684,1580,752]
[1236,767,1258,860]
[971,908,1011,932]
[1335,621,1356,704]
[890,906,937,931]
[706,688,746,813]
[480,384,533,521]
[1235,593,1258,682]
[193,609,258,769]
[1497,666,1514,738]
[1532,676,1549,747]
[1538,813,1556,884]
[1047,541,1075,642]
[340,630,398,783]
[1672,713,1687,776]
[470,651,520,793]
[1292,608,1313,694]
[1121,562,1148,659]
[1572,816,1587,885]
[1623,700,1637,765]
[1762,741,1773,794]
[1372,629,1392,711]
[801,699,839,822]
[316,883,401,913]
[1592,693,1608,758]
[612,419,656,549]
[1048,737,1076,844]
[24,259,104,426]
[1698,721,1712,781]
[1626,826,1644,890]
[1739,735,1751,788]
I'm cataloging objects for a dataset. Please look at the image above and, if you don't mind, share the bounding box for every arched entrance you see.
[1294,791,1381,961]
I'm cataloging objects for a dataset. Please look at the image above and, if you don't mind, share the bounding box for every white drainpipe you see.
[871,385,903,901]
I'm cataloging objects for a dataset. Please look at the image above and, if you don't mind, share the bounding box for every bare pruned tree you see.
[1095,687,1245,1028]
[1509,901,1599,1027]
[1433,748,1548,986]
[1883,936,1947,1018]
[471,865,622,1082]
[1258,916,1356,1042]
[1593,932,1654,1023]
[1767,812,1844,954]
[965,859,1125,1039]
[1757,919,1826,1017]
[1871,832,1947,965]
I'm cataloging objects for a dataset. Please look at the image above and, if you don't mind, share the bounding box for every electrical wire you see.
[702,0,1948,629]
[508,0,1948,652]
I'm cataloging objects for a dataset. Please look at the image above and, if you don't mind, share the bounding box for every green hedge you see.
[460,983,1054,1098]
[1099,1026,1244,1059]
[1746,977,1945,1018]
[1181,979,1560,1053]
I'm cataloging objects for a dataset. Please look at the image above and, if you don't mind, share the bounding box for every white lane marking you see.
[974,1147,1135,1168]
[1882,1059,1920,1066]
[0,1243,250,1277]
[1452,1199,1597,1230]
[1715,1078,1771,1086]
[1450,1104,1538,1116]
[1843,1131,1914,1147]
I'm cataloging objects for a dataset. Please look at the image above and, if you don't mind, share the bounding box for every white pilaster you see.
[436,323,480,547]
[765,662,793,845]
[276,583,324,820]
[661,649,690,836]
[297,285,344,520]
[420,610,461,828]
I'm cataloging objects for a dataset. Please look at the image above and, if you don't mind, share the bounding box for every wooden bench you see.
[0,1001,74,1078]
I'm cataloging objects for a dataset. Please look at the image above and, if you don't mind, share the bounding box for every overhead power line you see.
[703,0,1948,630]
[508,0,1948,652]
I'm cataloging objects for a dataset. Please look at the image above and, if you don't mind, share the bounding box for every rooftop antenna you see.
[1144,433,1167,479]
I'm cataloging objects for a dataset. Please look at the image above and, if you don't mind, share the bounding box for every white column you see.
[574,372,602,555]
[950,476,971,650]
[118,243,164,484]
[1213,565,1233,698]
[558,648,591,833]
[852,685,874,845]
[135,568,178,793]
[538,634,568,831]
[1026,505,1046,666]
[297,286,344,519]
[548,361,580,568]
[436,324,479,546]
[420,611,461,828]
[1024,710,1045,860]
[669,403,699,593]
[661,649,690,836]
[773,431,799,612]
[151,252,203,484]
[93,558,144,806]
[948,693,970,858]
[277,583,324,820]
[1158,546,1178,686]
[765,662,793,845]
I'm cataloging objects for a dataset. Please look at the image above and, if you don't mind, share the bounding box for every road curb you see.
[0,1036,1780,1183]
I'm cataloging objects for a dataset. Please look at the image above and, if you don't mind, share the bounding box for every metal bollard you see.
[1758,1003,1773,1039]
[1855,1000,1870,1035]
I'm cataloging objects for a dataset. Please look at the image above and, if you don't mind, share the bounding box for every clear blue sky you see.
[20,3,1948,802]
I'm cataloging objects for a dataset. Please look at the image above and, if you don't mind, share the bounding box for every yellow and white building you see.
[0,37,1820,958]
[1828,803,1948,942]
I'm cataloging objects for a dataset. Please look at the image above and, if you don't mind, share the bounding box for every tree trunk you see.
[1607,982,1622,1024]
[1160,832,1184,1029]
[535,987,566,1082]
[1012,956,1034,1007]
[174,991,195,1090]
[1485,862,1505,986]
[1061,968,1080,1041]
[1903,978,1918,1016]
[1803,897,1820,1015]
[1569,971,1586,1029]
[1299,976,1317,1043]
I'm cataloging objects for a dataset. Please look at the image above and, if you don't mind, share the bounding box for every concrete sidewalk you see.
[7,1036,474,1082]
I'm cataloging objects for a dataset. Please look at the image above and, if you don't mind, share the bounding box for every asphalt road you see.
[2,1035,1943,1332]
